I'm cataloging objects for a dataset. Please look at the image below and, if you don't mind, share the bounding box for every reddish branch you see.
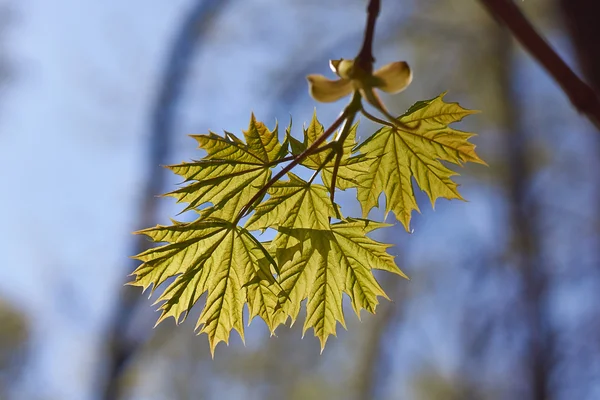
[355,0,380,73]
[479,0,600,131]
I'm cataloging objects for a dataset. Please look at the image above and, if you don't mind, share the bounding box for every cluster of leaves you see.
[130,93,484,355]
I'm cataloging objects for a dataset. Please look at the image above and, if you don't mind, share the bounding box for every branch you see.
[559,0,600,92]
[479,0,600,131]
[355,0,380,73]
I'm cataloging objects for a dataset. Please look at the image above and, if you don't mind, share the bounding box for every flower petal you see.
[329,59,354,80]
[373,61,412,93]
[306,75,353,103]
[329,59,342,74]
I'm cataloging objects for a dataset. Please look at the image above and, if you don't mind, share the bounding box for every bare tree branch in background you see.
[479,0,600,131]
[559,0,600,94]
[99,1,231,398]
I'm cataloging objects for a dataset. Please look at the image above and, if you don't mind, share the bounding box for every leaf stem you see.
[361,107,394,127]
[328,93,362,219]
[267,155,296,166]
[307,142,336,184]
[329,113,356,211]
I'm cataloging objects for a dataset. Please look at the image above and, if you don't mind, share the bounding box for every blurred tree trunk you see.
[99,1,230,399]
[495,28,553,400]
[560,5,600,397]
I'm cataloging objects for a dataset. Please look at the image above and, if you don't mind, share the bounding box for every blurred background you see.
[1,0,599,399]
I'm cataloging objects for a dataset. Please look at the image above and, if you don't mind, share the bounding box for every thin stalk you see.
[266,155,296,166]
[329,111,357,212]
[308,143,340,185]
[361,107,394,127]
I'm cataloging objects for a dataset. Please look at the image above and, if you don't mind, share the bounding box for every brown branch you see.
[355,0,380,73]
[559,0,600,93]
[479,0,600,131]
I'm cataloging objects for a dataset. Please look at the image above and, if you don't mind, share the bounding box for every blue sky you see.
[2,0,599,399]
[0,1,376,398]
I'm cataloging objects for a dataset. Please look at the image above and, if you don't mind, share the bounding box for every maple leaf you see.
[166,114,287,219]
[353,93,486,230]
[246,173,406,348]
[274,218,407,351]
[289,112,372,190]
[245,172,338,231]
[245,247,288,334]
[130,100,483,354]
[130,217,278,356]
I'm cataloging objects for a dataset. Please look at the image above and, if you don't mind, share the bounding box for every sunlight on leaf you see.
[165,114,286,219]
[131,97,483,354]
[274,218,406,351]
[130,218,278,356]
[354,93,485,230]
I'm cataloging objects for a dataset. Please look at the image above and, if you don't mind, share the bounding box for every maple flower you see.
[307,59,412,118]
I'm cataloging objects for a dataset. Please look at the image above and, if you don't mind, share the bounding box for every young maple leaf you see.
[130,218,277,356]
[353,93,486,230]
[166,114,287,219]
[274,218,406,351]
[245,173,406,349]
[245,173,338,231]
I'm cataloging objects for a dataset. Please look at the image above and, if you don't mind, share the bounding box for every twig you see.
[323,0,381,214]
[479,0,600,130]
[355,0,381,72]
[328,96,360,216]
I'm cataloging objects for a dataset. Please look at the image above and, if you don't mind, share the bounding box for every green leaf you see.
[165,114,285,219]
[289,111,372,190]
[274,218,406,351]
[354,93,485,230]
[130,217,278,356]
[131,99,483,354]
[244,243,288,334]
[245,172,338,231]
